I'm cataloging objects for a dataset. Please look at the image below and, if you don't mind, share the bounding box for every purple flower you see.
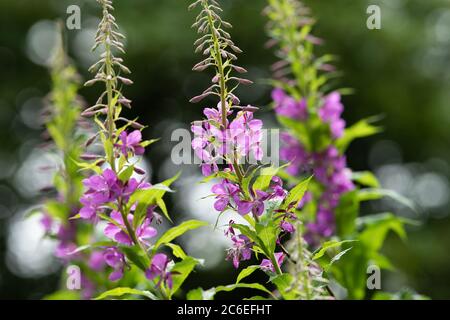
[279,132,309,176]
[145,253,173,289]
[88,251,106,271]
[103,247,126,281]
[224,220,236,237]
[40,214,53,233]
[117,130,145,157]
[226,234,253,268]
[229,110,263,161]
[280,220,295,233]
[79,169,119,219]
[80,275,96,300]
[55,242,78,261]
[201,163,219,176]
[211,180,240,212]
[305,206,335,245]
[104,211,157,246]
[79,169,150,220]
[319,92,345,138]
[235,190,268,216]
[272,88,307,120]
[260,252,285,273]
[269,176,288,200]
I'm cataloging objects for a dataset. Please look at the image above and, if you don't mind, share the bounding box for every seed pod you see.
[80,154,100,161]
[232,65,247,73]
[85,135,98,147]
[134,166,146,175]
[117,76,134,85]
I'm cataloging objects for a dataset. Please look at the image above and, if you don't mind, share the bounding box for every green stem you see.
[296,222,311,300]
[206,4,245,183]
[270,253,283,276]
[105,40,116,172]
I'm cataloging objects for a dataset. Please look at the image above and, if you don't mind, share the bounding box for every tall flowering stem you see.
[265,0,412,299]
[188,1,328,299]
[37,23,108,299]
[85,0,142,248]
[77,0,206,300]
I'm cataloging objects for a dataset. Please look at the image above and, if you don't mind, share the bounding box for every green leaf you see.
[281,176,312,210]
[215,283,274,298]
[165,243,187,260]
[312,240,357,260]
[271,274,296,300]
[253,165,283,192]
[372,289,430,300]
[140,138,160,147]
[45,201,69,220]
[236,265,259,284]
[67,241,116,255]
[352,171,380,188]
[358,213,406,252]
[94,287,158,300]
[118,165,135,182]
[241,166,259,197]
[336,117,382,152]
[187,288,207,300]
[277,116,311,151]
[169,257,199,298]
[357,188,416,212]
[244,296,270,300]
[156,198,172,223]
[329,247,354,267]
[43,290,81,300]
[153,220,208,251]
[120,245,148,271]
[187,282,274,300]
[335,190,360,238]
[230,223,258,244]
[131,172,181,228]
[255,223,278,256]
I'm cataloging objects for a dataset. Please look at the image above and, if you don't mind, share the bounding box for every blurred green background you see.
[0,0,449,299]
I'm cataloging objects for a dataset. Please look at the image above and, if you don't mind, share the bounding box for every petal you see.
[248,119,263,131]
[104,223,120,239]
[109,269,123,281]
[271,88,285,102]
[134,146,145,155]
[252,201,265,216]
[114,231,133,245]
[214,198,228,212]
[138,224,158,240]
[166,273,173,289]
[127,130,142,145]
[151,253,168,271]
[79,206,95,219]
[237,200,253,215]
[191,137,206,150]
[211,183,226,195]
[110,210,124,224]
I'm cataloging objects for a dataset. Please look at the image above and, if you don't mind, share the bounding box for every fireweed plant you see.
[66,0,206,300]
[265,0,418,299]
[36,25,109,299]
[186,0,334,300]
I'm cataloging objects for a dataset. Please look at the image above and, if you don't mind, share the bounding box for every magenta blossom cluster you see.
[274,89,355,243]
[77,128,173,286]
[191,103,263,176]
[211,176,287,217]
[40,211,107,298]
[217,177,293,269]
[273,89,345,139]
